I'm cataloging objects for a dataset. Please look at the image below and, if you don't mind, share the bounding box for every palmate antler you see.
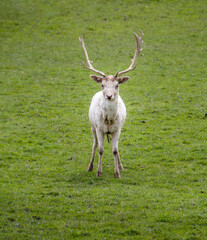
[114,30,144,77]
[79,33,106,77]
[79,30,143,77]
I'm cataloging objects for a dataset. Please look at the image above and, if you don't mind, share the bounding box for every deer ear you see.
[90,75,103,83]
[117,76,130,84]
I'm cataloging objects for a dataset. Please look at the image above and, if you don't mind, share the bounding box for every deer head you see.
[79,30,143,100]
[89,75,129,101]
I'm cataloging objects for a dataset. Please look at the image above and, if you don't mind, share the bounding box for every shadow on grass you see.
[66,166,141,188]
[66,169,115,187]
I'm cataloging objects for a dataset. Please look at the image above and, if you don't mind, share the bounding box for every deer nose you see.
[106,94,113,100]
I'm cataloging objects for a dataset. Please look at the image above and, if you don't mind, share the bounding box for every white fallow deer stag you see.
[79,30,143,178]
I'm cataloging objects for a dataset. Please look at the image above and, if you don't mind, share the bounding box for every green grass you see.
[0,0,207,239]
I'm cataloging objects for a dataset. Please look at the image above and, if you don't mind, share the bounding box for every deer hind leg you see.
[112,131,122,178]
[88,127,98,172]
[96,130,104,177]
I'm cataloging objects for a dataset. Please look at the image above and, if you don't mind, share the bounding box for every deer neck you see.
[101,95,118,122]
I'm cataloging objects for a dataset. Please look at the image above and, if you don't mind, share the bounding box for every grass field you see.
[0,0,207,239]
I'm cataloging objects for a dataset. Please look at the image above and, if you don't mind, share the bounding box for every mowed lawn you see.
[0,0,207,239]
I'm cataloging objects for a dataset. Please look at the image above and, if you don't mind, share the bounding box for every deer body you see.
[89,88,126,135]
[79,31,143,178]
[89,92,126,134]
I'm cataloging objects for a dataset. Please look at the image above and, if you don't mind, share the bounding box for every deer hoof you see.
[96,171,102,177]
[88,164,93,172]
[114,172,120,178]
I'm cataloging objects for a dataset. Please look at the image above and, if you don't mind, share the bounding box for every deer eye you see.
[115,85,119,89]
[101,84,104,88]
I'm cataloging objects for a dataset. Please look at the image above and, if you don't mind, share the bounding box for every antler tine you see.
[115,30,143,77]
[79,33,106,77]
[114,68,120,78]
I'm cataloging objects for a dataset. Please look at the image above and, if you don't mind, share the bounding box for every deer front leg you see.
[96,130,104,177]
[112,131,122,178]
[88,127,97,172]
